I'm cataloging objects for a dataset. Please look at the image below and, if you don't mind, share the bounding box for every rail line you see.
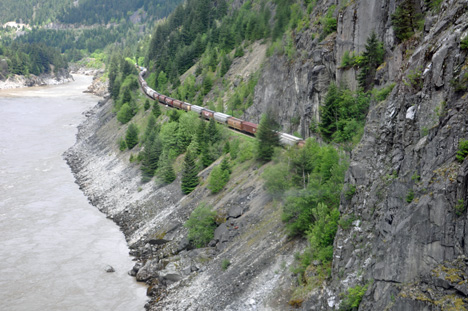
[136,65,305,147]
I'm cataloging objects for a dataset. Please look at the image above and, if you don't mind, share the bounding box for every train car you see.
[173,100,183,109]
[213,112,230,124]
[297,140,306,148]
[181,102,191,111]
[242,121,258,135]
[158,95,168,105]
[152,92,160,101]
[190,105,203,115]
[201,109,214,120]
[165,97,174,106]
[279,132,302,146]
[227,117,243,131]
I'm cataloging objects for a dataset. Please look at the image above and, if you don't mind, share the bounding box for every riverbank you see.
[0,70,73,90]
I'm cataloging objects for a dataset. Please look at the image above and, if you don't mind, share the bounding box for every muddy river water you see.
[0,75,146,310]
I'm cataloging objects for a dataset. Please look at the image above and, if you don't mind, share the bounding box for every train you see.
[136,65,305,147]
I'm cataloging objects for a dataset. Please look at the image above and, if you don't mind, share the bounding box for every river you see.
[0,76,147,311]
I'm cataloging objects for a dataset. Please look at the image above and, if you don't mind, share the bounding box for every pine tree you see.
[391,0,419,41]
[206,118,219,144]
[159,151,176,184]
[181,150,199,194]
[152,102,161,118]
[256,111,280,162]
[220,156,231,174]
[358,32,384,90]
[144,99,150,110]
[141,134,162,181]
[144,114,157,142]
[125,123,139,150]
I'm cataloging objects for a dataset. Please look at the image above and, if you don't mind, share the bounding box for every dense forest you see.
[0,0,182,25]
[0,42,67,76]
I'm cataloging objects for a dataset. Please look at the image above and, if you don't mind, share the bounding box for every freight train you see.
[136,65,305,147]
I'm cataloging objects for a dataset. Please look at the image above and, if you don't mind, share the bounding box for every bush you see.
[456,139,468,162]
[208,165,230,194]
[184,204,217,248]
[455,199,466,216]
[339,283,369,311]
[406,189,414,203]
[221,259,231,270]
[373,83,396,101]
[461,36,468,50]
[262,163,292,196]
[117,103,134,124]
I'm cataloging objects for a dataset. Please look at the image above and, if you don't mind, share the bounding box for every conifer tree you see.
[141,134,162,181]
[159,152,176,184]
[207,118,219,143]
[181,150,199,194]
[125,123,139,150]
[256,111,280,162]
[144,114,157,142]
[152,102,161,118]
[358,32,384,91]
[144,99,150,111]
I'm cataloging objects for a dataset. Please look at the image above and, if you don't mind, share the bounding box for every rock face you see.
[297,1,468,310]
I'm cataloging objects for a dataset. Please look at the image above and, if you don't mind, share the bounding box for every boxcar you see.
[213,112,230,124]
[201,109,214,120]
[227,117,243,131]
[173,100,183,109]
[242,121,258,135]
[181,102,191,111]
[165,97,174,106]
[191,105,203,115]
[279,133,302,146]
[158,95,167,105]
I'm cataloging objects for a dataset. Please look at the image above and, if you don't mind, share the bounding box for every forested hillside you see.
[0,0,182,25]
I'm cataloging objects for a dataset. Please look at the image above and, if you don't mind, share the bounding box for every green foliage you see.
[144,99,150,111]
[221,259,231,270]
[262,163,292,197]
[320,5,337,40]
[319,84,370,142]
[119,138,127,151]
[184,204,217,248]
[372,83,396,101]
[159,151,176,184]
[338,214,356,230]
[345,184,356,200]
[391,0,422,41]
[281,143,348,236]
[426,0,443,12]
[208,165,230,194]
[0,42,67,76]
[140,133,162,181]
[125,123,139,150]
[406,189,414,203]
[256,112,281,162]
[456,139,468,162]
[405,67,423,90]
[358,32,385,91]
[461,37,468,50]
[307,203,340,262]
[339,283,369,311]
[181,151,199,194]
[117,103,135,124]
[455,199,466,216]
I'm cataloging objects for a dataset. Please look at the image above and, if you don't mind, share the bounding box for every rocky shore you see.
[0,69,73,90]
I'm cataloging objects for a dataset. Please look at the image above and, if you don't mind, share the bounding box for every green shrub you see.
[461,36,468,50]
[339,214,356,230]
[456,139,468,162]
[208,165,230,194]
[119,138,127,151]
[221,259,231,270]
[455,199,466,216]
[184,204,217,248]
[117,103,134,124]
[373,83,395,101]
[339,283,369,311]
[262,163,292,197]
[344,184,356,200]
[406,190,414,203]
